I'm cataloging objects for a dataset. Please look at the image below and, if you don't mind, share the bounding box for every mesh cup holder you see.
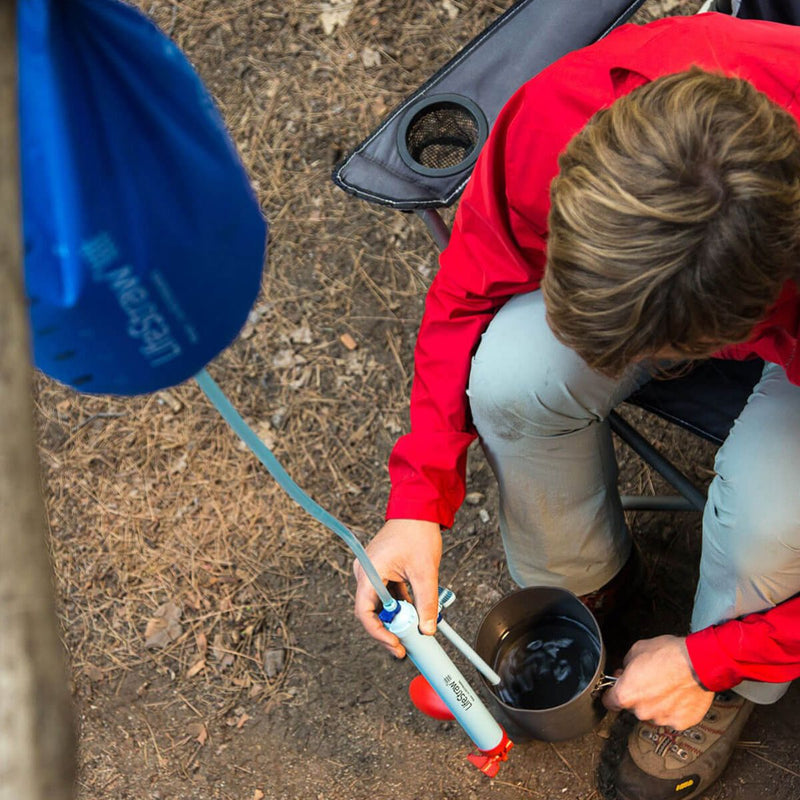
[397,93,489,178]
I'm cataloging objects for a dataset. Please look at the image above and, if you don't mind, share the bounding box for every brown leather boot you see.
[578,544,647,671]
[601,692,754,800]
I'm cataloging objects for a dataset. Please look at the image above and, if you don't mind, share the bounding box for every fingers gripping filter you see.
[18,0,266,395]
[397,94,488,177]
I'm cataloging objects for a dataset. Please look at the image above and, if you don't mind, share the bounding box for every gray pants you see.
[467,291,800,704]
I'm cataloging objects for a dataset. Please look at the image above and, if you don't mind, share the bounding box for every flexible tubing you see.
[195,369,396,610]
[437,619,501,685]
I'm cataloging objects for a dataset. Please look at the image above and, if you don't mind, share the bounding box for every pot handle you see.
[593,674,618,695]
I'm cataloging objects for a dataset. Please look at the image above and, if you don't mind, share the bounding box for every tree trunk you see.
[0,2,76,798]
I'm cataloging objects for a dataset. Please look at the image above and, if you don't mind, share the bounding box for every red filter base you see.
[467,729,514,777]
[408,676,513,777]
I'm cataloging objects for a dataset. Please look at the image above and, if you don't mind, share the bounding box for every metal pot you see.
[475,586,613,742]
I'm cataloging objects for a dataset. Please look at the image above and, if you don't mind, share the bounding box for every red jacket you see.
[387,13,800,691]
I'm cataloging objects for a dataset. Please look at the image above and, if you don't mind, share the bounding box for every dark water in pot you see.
[493,615,601,710]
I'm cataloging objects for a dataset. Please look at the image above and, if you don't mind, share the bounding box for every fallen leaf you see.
[183,593,202,612]
[340,332,358,350]
[382,416,402,435]
[254,790,265,800]
[271,407,287,429]
[187,721,208,745]
[211,633,226,660]
[361,46,381,68]
[441,0,459,19]
[157,390,183,413]
[195,631,208,657]
[288,366,313,390]
[83,663,104,682]
[319,1,354,35]
[168,453,188,475]
[343,350,376,376]
[263,647,285,679]
[289,324,313,344]
[211,632,236,667]
[186,658,206,678]
[236,713,251,729]
[144,601,183,649]
[253,420,276,449]
[275,349,307,370]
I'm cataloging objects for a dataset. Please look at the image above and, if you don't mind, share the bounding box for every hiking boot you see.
[579,543,645,627]
[610,691,754,800]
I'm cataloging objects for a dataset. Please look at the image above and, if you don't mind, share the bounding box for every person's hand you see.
[603,635,714,730]
[353,518,442,658]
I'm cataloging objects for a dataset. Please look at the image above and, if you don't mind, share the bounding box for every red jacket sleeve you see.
[686,595,800,691]
[385,89,549,526]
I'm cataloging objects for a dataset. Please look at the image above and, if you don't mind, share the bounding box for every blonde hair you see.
[542,67,800,376]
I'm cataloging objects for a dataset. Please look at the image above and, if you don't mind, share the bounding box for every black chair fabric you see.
[626,359,764,445]
[736,0,800,25]
[332,0,645,210]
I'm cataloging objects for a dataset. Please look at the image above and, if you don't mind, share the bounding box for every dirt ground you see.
[34,1,800,798]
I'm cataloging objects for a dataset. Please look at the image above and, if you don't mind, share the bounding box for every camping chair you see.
[332,0,769,514]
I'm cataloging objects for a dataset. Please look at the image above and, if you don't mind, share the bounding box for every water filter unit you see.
[381,600,512,775]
